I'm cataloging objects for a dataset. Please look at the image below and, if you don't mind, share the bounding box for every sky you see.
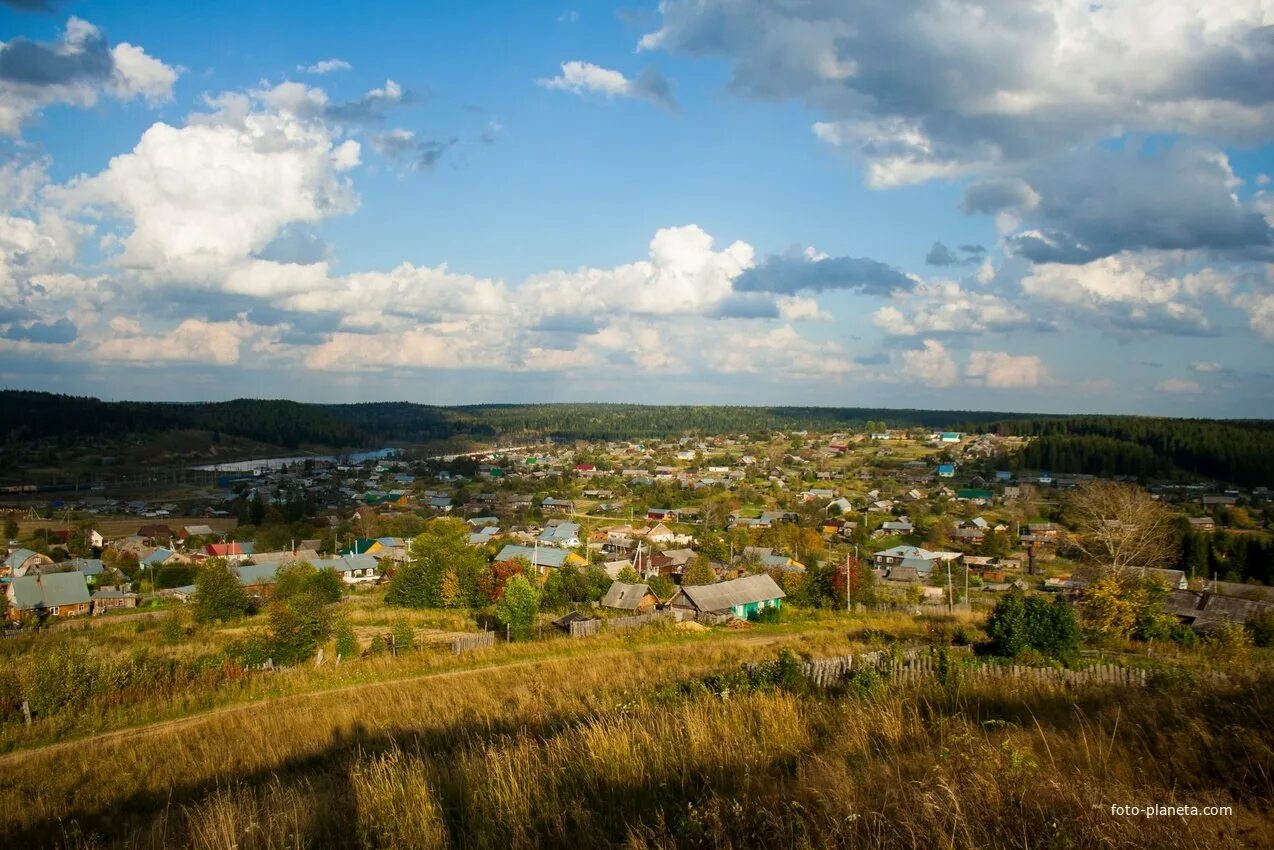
[1,0,1273,416]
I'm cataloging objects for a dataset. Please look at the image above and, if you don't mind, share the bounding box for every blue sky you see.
[1,1,1272,416]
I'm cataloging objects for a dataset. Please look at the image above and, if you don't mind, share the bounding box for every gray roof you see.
[8,571,91,610]
[233,562,280,587]
[601,580,653,610]
[65,558,105,576]
[675,574,785,613]
[312,554,378,574]
[3,548,40,570]
[495,544,569,569]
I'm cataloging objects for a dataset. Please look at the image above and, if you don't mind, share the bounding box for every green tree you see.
[616,565,642,583]
[392,618,415,652]
[3,514,18,541]
[193,559,249,623]
[986,589,1080,660]
[275,562,343,604]
[334,621,359,659]
[266,592,334,664]
[648,575,676,600]
[495,575,539,640]
[438,569,462,608]
[387,519,486,609]
[682,558,718,586]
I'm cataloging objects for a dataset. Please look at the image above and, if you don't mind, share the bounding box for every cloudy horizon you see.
[2,2,1272,417]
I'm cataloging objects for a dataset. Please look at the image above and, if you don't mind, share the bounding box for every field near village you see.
[3,405,1274,849]
[1,597,1272,849]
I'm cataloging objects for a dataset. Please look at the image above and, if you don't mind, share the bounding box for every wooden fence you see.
[451,631,495,655]
[569,610,674,638]
[796,649,1212,690]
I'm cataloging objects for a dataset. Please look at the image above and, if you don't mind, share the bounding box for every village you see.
[5,425,1271,636]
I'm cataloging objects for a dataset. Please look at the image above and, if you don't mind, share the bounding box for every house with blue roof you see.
[537,522,581,548]
[3,548,52,577]
[494,544,585,572]
[937,463,956,478]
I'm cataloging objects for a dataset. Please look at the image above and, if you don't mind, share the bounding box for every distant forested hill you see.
[989,416,1274,489]
[2,392,1271,486]
[0,392,364,449]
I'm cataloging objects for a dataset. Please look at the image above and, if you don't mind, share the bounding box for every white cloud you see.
[0,18,178,136]
[874,279,1031,336]
[94,318,261,365]
[640,1,1274,184]
[539,61,632,97]
[538,60,675,108]
[1157,378,1203,394]
[1190,361,1223,373]
[899,339,957,387]
[966,350,1045,388]
[298,59,352,75]
[55,82,360,283]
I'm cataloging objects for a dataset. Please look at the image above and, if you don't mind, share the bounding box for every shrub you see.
[265,592,335,665]
[986,589,1079,660]
[193,559,250,623]
[1207,620,1253,662]
[494,575,539,640]
[334,621,359,659]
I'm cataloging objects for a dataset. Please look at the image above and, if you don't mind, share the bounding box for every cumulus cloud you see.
[94,317,262,365]
[1157,378,1203,394]
[874,277,1036,337]
[733,251,911,295]
[298,58,351,75]
[998,145,1274,264]
[925,241,985,267]
[538,60,676,109]
[0,17,177,135]
[54,81,360,283]
[1190,361,1224,373]
[321,78,408,122]
[640,1,1274,185]
[899,339,957,387]
[966,350,1045,388]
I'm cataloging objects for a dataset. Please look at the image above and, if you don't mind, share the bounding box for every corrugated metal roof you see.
[9,571,90,609]
[601,580,651,609]
[677,574,785,613]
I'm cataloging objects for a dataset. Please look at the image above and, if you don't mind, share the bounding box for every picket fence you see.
[570,610,675,638]
[795,649,1213,690]
[451,631,495,655]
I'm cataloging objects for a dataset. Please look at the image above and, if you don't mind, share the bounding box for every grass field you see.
[2,604,1270,849]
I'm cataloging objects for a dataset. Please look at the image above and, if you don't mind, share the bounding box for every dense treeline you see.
[327,403,1024,442]
[0,392,364,449]
[4,392,1271,487]
[993,417,1274,488]
[1180,530,1274,585]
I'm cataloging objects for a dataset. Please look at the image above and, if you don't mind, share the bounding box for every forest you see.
[3,392,1271,487]
[991,417,1274,488]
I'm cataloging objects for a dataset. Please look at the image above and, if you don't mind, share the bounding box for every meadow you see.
[1,604,1269,849]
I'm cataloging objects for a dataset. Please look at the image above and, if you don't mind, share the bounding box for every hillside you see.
[2,392,1272,487]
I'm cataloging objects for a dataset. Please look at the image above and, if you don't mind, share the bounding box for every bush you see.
[264,592,335,665]
[1246,608,1274,648]
[193,559,250,623]
[335,621,359,659]
[494,575,540,640]
[275,562,343,604]
[986,589,1079,660]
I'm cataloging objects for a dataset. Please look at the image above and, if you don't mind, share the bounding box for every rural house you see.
[6,571,91,621]
[668,573,785,621]
[601,581,660,614]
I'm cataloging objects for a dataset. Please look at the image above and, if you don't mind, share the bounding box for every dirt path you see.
[0,630,787,765]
